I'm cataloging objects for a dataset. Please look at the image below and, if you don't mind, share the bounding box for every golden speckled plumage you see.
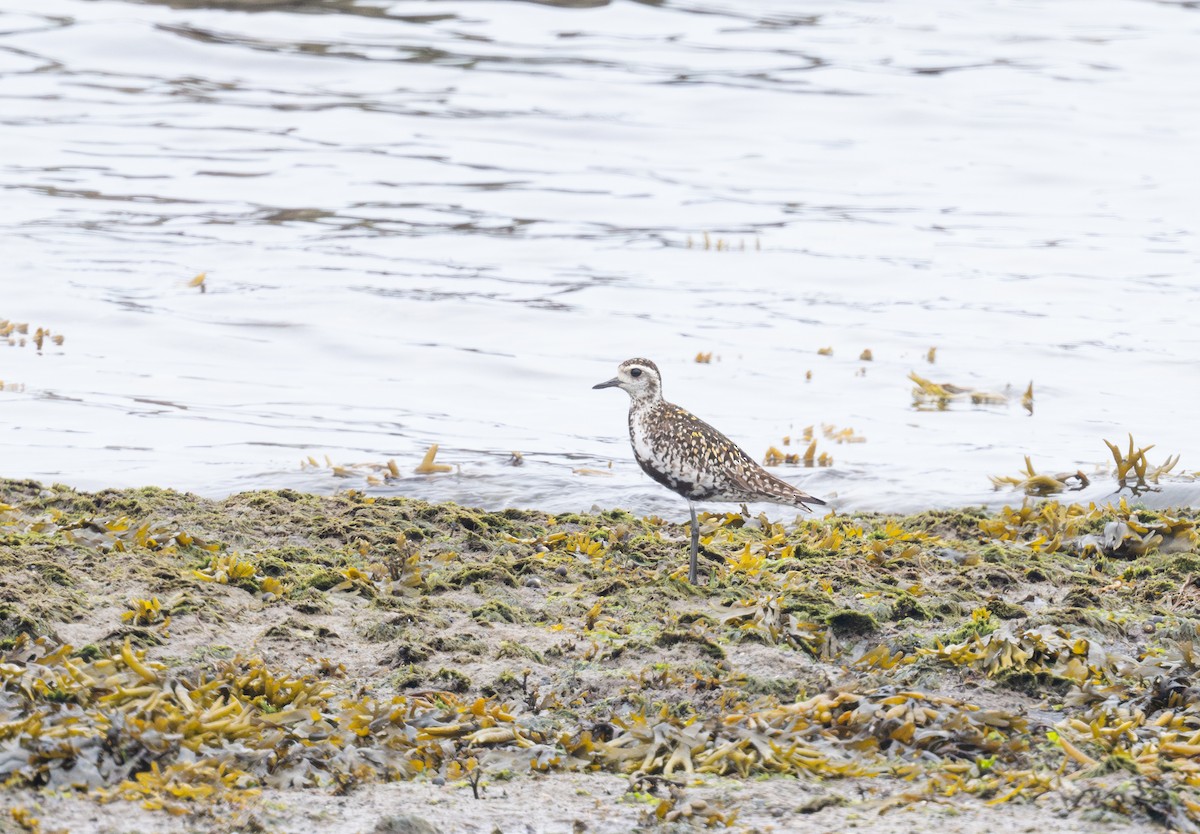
[594,358,824,583]
[630,398,823,506]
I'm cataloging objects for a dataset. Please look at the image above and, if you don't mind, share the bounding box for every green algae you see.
[432,667,472,693]
[941,609,999,643]
[997,668,1075,696]
[445,563,517,588]
[986,600,1029,620]
[289,586,333,614]
[304,568,346,591]
[742,675,802,699]
[0,603,44,640]
[825,609,878,635]
[428,634,487,654]
[496,639,544,663]
[655,629,726,659]
[380,641,431,665]
[471,599,524,624]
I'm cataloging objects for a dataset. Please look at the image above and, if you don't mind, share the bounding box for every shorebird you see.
[594,358,825,583]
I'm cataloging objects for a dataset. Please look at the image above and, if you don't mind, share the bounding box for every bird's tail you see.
[793,491,825,510]
[764,474,825,510]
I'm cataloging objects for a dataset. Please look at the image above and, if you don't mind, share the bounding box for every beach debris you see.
[1,318,64,350]
[859,349,873,361]
[822,424,865,444]
[909,372,1009,409]
[572,467,613,477]
[817,346,833,356]
[686,232,755,252]
[764,426,856,468]
[763,426,854,468]
[305,448,461,480]
[926,347,937,364]
[1105,434,1181,488]
[122,597,165,626]
[193,552,258,584]
[302,456,409,486]
[414,444,453,474]
[763,438,824,467]
[976,496,1197,559]
[763,445,801,466]
[694,352,713,364]
[992,436,1189,497]
[187,272,207,293]
[989,456,1089,496]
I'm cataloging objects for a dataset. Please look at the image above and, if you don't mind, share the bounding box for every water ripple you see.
[0,0,1197,514]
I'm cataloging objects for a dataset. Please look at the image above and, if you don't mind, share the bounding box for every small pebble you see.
[524,576,543,589]
[554,565,568,578]
[431,776,445,786]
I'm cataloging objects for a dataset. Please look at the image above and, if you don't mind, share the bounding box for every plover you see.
[594,358,825,583]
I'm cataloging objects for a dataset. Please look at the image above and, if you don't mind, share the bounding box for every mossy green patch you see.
[432,667,471,693]
[443,563,517,589]
[655,629,725,659]
[825,609,878,636]
[428,634,487,654]
[304,569,345,591]
[889,595,932,622]
[289,586,333,614]
[0,604,44,640]
[986,600,1029,620]
[497,640,545,663]
[471,599,525,624]
[996,669,1074,696]
[381,641,431,666]
[941,610,998,643]
[743,675,801,699]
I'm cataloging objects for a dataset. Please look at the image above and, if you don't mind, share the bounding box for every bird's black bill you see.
[592,377,620,389]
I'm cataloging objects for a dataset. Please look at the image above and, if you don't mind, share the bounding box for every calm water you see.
[1,0,1198,517]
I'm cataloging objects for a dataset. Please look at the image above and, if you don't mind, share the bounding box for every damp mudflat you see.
[1,0,1198,516]
[2,479,1199,832]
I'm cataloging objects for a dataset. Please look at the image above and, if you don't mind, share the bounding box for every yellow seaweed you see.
[414,444,454,474]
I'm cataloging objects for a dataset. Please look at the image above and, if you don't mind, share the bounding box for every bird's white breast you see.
[628,405,656,463]
[629,403,711,490]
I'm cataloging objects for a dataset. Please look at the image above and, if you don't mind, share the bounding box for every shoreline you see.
[1,478,1197,833]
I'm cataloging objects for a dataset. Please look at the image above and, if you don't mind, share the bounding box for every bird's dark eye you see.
[630,368,643,378]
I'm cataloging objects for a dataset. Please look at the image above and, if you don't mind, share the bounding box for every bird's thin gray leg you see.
[688,500,699,584]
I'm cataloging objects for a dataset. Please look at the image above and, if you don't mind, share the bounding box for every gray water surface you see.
[2,0,1198,516]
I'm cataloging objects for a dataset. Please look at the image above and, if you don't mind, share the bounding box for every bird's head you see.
[593,358,662,402]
